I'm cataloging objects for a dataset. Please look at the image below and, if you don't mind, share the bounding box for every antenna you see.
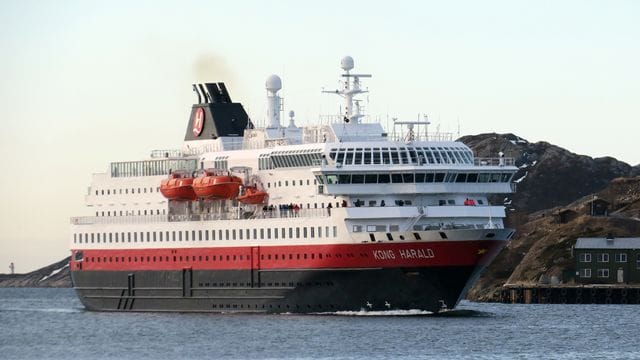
[322,56,371,124]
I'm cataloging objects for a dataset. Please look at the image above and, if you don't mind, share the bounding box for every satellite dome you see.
[265,74,282,92]
[340,56,354,71]
[288,110,295,118]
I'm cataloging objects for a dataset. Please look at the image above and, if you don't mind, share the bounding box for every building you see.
[585,198,609,216]
[574,237,640,284]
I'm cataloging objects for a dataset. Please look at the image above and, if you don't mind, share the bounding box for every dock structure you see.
[500,284,640,304]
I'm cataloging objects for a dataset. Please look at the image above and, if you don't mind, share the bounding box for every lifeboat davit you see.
[237,186,268,204]
[192,171,243,199]
[160,172,196,201]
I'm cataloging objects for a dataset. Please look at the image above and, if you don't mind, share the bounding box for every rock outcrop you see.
[460,132,640,301]
[459,133,635,214]
[0,257,71,287]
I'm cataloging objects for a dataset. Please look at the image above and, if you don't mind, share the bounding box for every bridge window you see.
[344,150,354,165]
[354,149,363,165]
[364,174,377,183]
[455,174,467,183]
[338,174,350,184]
[399,148,409,164]
[351,174,364,184]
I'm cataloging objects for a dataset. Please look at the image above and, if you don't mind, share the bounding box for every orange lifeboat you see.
[192,171,243,199]
[237,186,268,204]
[160,172,196,201]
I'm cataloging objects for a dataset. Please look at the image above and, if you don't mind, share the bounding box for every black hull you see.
[72,266,483,313]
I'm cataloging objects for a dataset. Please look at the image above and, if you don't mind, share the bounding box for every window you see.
[579,253,592,263]
[615,253,627,263]
[597,253,609,263]
[578,268,591,278]
[597,269,609,278]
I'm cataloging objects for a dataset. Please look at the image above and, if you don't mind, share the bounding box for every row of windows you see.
[266,178,316,188]
[578,269,612,278]
[318,172,513,185]
[73,226,339,244]
[213,157,228,171]
[96,209,165,217]
[271,150,324,168]
[95,187,160,196]
[86,254,248,263]
[579,253,630,263]
[329,146,474,166]
[258,154,274,170]
[83,251,365,264]
[258,150,324,170]
[110,159,198,178]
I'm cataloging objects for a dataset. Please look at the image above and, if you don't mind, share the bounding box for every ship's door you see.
[617,268,624,283]
[182,267,192,297]
[251,247,260,288]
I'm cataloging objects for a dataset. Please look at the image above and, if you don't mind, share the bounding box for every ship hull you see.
[72,266,483,313]
[70,239,506,313]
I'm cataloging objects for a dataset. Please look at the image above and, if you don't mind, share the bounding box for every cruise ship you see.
[69,57,517,313]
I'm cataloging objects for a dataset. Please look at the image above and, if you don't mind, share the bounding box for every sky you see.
[0,0,639,272]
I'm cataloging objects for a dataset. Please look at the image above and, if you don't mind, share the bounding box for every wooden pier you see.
[500,284,640,304]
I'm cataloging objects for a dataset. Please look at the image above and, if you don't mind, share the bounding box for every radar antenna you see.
[322,56,371,124]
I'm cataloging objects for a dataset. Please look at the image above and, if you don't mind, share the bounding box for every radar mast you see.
[322,56,371,124]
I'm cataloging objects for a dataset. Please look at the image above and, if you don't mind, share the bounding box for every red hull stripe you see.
[70,241,504,272]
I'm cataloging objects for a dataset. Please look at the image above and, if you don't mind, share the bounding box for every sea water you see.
[0,288,637,359]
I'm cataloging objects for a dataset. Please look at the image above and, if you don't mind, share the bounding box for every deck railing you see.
[70,208,330,226]
[474,157,515,167]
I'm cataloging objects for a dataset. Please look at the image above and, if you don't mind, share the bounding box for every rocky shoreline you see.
[0,257,71,288]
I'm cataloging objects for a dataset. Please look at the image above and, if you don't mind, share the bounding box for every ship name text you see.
[372,248,435,260]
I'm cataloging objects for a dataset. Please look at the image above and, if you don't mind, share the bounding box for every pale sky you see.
[1,0,639,272]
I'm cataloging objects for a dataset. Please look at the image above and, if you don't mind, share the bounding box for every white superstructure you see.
[71,56,517,258]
